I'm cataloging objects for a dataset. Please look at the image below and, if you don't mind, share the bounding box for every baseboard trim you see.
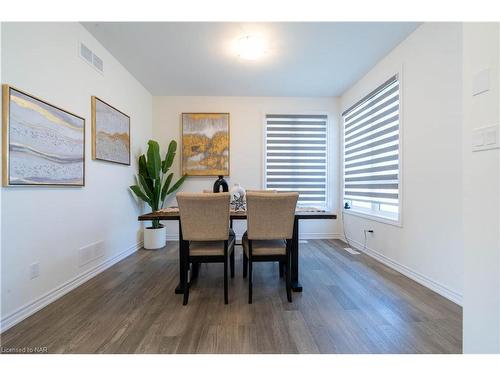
[0,241,143,333]
[346,236,463,306]
[300,233,342,240]
[166,233,342,241]
[166,234,179,241]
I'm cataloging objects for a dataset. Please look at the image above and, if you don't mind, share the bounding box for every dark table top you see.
[138,207,337,221]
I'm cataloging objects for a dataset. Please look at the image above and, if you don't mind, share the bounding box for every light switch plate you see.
[473,125,499,152]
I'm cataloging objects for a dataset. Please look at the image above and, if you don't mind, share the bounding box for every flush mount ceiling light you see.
[235,34,267,60]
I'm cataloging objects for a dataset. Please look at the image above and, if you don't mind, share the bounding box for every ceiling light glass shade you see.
[235,35,266,60]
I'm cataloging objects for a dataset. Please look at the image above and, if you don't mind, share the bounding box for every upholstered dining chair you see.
[176,192,235,305]
[202,189,237,236]
[242,192,299,304]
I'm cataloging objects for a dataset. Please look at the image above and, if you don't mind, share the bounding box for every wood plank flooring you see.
[0,240,462,353]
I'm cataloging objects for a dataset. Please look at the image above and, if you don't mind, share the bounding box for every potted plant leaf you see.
[130,140,186,249]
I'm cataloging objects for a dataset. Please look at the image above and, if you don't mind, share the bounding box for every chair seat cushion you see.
[242,232,286,256]
[189,235,235,256]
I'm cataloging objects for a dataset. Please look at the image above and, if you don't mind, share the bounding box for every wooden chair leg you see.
[230,249,235,278]
[248,259,253,304]
[286,254,292,303]
[224,257,229,304]
[183,252,190,305]
[243,252,248,278]
[248,239,253,304]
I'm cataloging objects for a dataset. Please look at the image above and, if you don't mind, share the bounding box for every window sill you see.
[343,208,402,227]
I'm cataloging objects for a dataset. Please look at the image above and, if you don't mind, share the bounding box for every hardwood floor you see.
[0,240,462,353]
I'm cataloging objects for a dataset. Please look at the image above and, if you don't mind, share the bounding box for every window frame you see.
[341,70,404,227]
[262,111,332,210]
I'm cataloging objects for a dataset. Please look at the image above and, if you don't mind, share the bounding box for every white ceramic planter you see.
[144,225,166,250]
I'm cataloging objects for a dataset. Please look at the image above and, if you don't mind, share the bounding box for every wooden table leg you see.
[175,220,185,294]
[291,216,302,292]
[191,262,199,280]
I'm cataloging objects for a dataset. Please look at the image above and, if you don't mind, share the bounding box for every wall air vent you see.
[79,42,104,74]
[80,42,92,64]
[92,53,103,72]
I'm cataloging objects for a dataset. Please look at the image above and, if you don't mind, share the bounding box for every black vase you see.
[213,175,229,192]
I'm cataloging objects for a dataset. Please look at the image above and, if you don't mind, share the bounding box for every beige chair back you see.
[245,189,277,193]
[246,192,298,240]
[177,192,230,241]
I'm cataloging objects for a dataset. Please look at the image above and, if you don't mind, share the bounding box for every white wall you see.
[340,23,464,304]
[0,22,153,331]
[462,23,500,354]
[0,23,3,316]
[153,96,340,239]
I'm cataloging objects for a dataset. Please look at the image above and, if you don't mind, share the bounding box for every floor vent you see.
[79,42,104,73]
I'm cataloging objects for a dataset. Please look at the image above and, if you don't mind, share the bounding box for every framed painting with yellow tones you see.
[2,85,85,187]
[91,96,131,165]
[181,113,230,176]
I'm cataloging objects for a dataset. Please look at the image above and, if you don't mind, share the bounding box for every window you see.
[342,75,400,222]
[264,114,328,208]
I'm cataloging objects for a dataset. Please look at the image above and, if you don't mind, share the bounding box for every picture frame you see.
[91,96,131,165]
[181,112,230,176]
[2,84,86,187]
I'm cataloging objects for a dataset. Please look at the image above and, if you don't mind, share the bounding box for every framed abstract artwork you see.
[91,96,130,165]
[2,85,85,186]
[181,113,230,176]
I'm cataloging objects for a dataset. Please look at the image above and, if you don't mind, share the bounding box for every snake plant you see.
[130,140,186,229]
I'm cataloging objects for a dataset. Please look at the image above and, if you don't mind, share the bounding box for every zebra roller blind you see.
[342,75,400,215]
[265,114,328,207]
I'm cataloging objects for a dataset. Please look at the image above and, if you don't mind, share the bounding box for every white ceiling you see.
[82,22,419,97]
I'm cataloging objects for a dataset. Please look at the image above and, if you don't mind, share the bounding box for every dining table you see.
[138,207,337,294]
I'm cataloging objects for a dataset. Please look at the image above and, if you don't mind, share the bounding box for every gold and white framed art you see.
[181,112,230,176]
[91,96,130,165]
[2,85,85,187]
